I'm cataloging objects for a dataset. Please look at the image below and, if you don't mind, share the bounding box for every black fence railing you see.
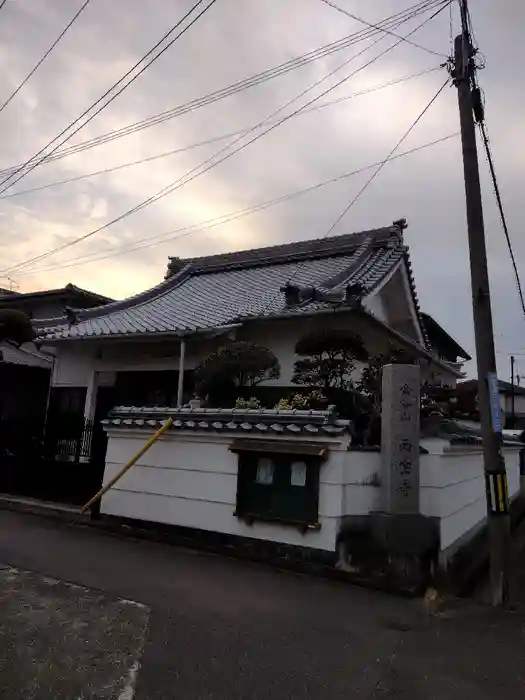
[0,415,106,506]
[44,418,95,463]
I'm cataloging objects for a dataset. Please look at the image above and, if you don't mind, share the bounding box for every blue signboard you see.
[487,372,502,433]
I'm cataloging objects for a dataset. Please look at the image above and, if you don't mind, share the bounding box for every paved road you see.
[0,509,524,699]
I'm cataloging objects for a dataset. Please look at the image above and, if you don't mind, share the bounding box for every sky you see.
[0,0,523,380]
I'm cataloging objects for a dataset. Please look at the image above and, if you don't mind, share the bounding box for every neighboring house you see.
[456,378,525,429]
[0,283,113,321]
[420,312,471,378]
[0,283,112,423]
[39,222,468,433]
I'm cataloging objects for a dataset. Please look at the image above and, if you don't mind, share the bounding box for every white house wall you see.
[101,429,350,552]
[48,312,459,395]
[363,289,388,322]
[242,314,396,387]
[51,344,96,386]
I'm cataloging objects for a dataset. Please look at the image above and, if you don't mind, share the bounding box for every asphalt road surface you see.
[0,509,523,699]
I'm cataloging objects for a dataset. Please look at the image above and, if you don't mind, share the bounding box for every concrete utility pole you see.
[453,0,511,607]
[510,355,516,428]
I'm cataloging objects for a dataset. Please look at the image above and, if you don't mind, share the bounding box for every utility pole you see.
[453,0,511,607]
[510,355,516,428]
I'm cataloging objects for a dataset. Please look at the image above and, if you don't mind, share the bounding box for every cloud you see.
[0,0,522,379]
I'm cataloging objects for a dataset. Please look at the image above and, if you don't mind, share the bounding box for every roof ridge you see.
[174,226,398,275]
[65,227,400,323]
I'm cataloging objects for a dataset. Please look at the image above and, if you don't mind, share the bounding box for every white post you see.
[176,339,186,407]
[84,370,99,422]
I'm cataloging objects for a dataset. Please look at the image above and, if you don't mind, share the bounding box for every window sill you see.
[234,510,321,533]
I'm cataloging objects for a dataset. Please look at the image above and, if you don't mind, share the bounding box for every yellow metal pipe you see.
[82,417,173,513]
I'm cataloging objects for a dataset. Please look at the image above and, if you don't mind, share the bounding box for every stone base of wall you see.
[336,513,440,595]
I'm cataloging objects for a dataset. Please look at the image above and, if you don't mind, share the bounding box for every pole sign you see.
[485,471,509,515]
[487,372,502,434]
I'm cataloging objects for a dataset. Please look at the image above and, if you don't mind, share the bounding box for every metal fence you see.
[0,416,105,506]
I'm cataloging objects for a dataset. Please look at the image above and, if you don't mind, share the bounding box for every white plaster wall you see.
[101,430,350,552]
[363,291,388,322]
[420,444,521,552]
[243,314,388,387]
[100,428,522,557]
[51,344,96,387]
[342,450,381,515]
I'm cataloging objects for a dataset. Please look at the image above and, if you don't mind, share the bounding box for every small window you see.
[235,451,321,527]
[290,461,307,487]
[256,457,275,485]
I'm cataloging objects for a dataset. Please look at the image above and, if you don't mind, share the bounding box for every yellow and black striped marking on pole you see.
[485,471,509,515]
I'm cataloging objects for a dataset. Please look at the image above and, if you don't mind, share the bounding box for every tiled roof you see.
[39,225,410,341]
[102,406,350,437]
[1,283,113,306]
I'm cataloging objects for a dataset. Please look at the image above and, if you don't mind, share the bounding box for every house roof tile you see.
[39,226,408,340]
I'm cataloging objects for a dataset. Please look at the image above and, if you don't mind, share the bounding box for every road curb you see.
[0,494,88,524]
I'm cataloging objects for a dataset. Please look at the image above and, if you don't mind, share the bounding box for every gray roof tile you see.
[40,226,410,340]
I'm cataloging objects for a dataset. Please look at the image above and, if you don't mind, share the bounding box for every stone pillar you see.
[381,364,420,514]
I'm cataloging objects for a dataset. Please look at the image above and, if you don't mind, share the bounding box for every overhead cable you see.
[1,0,450,276]
[0,0,445,181]
[264,77,451,306]
[1,66,441,201]
[0,0,219,193]
[0,0,92,117]
[14,132,459,278]
[318,0,448,57]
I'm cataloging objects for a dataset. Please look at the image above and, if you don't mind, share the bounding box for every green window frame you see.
[235,450,321,528]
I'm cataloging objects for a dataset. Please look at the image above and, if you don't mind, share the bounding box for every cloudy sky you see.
[0,0,522,378]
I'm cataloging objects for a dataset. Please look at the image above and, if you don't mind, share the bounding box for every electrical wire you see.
[2,0,451,276]
[0,1,8,11]
[0,0,444,181]
[261,77,451,311]
[0,0,92,117]
[318,0,447,57]
[0,0,218,194]
[478,116,525,317]
[14,132,459,277]
[464,3,525,317]
[0,66,441,201]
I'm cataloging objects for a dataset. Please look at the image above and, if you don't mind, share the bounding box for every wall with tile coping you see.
[99,425,521,558]
[419,439,521,560]
[101,427,351,552]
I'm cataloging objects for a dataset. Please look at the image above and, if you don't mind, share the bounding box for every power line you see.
[0,66,441,201]
[318,0,447,57]
[463,4,525,317]
[2,0,450,276]
[0,0,92,117]
[13,133,458,277]
[261,77,450,311]
[0,0,444,181]
[0,0,219,194]
[479,119,525,316]
[0,1,8,11]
